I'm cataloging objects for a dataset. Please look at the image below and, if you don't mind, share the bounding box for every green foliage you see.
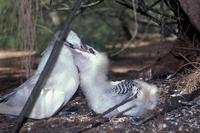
[0,35,16,49]
[0,0,175,53]
[72,13,120,51]
[0,0,17,49]
[36,28,53,51]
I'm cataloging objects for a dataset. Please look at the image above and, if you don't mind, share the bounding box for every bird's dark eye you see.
[89,48,95,55]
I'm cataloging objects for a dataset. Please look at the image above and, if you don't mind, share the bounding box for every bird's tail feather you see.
[0,90,21,115]
[135,80,159,110]
[0,103,21,116]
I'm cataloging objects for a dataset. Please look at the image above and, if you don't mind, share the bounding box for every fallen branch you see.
[75,94,137,133]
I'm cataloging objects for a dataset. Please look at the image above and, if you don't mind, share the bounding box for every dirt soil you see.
[0,38,200,133]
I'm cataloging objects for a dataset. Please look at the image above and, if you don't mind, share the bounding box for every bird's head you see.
[64,30,85,50]
[63,31,108,77]
[71,44,109,77]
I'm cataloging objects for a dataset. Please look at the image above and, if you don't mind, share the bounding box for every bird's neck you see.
[79,70,112,98]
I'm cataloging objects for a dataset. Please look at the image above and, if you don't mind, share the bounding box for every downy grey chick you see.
[0,31,85,119]
[71,45,159,117]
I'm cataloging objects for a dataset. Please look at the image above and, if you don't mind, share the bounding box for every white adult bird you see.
[0,31,85,119]
[71,45,159,117]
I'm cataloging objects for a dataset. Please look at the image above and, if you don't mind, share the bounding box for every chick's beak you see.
[64,40,89,53]
[79,43,88,53]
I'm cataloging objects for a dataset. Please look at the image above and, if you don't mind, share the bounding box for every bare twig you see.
[149,0,160,8]
[54,0,104,11]
[192,33,197,47]
[115,105,136,117]
[77,0,105,15]
[158,0,165,57]
[170,62,200,78]
[111,0,138,56]
[178,53,199,70]
[146,4,183,20]
[81,0,104,8]
[49,0,65,6]
[100,95,136,117]
[76,95,137,133]
[118,0,183,20]
[139,19,176,26]
[175,47,200,52]
[115,0,180,38]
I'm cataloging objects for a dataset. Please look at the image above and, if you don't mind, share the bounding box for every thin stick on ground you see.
[176,69,200,93]
[75,94,137,133]
[178,53,200,70]
[115,105,136,117]
[99,95,136,118]
[170,62,200,78]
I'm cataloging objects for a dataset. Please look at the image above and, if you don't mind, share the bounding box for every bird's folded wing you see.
[111,80,140,96]
[0,91,16,103]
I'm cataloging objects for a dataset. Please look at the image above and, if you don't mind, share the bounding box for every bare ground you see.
[0,38,200,133]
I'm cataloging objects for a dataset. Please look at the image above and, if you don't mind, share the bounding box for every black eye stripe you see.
[64,41,74,48]
[68,43,74,48]
[89,48,95,54]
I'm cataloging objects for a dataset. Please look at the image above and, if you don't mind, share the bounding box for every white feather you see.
[72,47,159,117]
[0,31,81,119]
